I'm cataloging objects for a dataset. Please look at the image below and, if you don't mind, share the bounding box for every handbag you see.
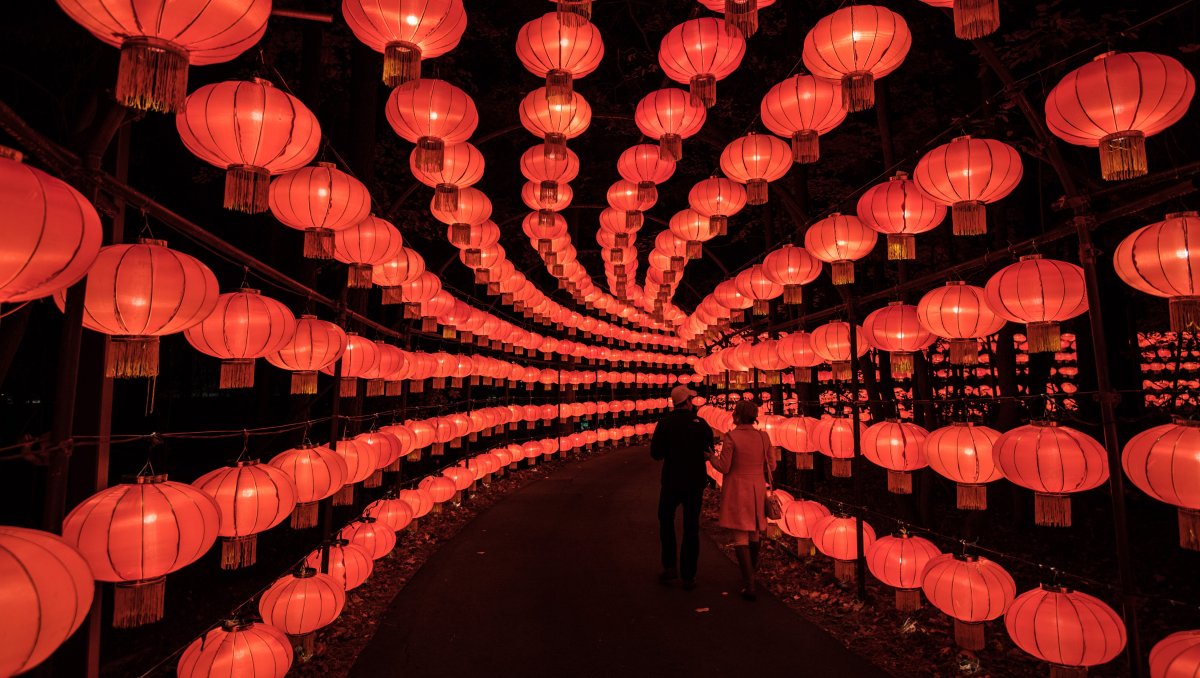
[761,431,784,520]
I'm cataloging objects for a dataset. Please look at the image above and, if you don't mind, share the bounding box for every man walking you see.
[650,384,714,590]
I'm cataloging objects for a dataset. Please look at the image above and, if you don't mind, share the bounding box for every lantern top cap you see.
[953,553,980,563]
[946,280,967,286]
[237,287,262,295]
[234,459,261,467]
[890,171,909,181]
[1166,211,1199,219]
[317,161,337,169]
[1093,51,1118,61]
[138,237,169,247]
[1018,254,1044,262]
[1042,584,1073,594]
[251,77,274,88]
[888,301,905,307]
[1171,416,1200,427]
[295,566,317,578]
[134,473,168,484]
[0,146,22,162]
[1029,419,1059,427]
[221,618,254,632]
[300,314,318,319]
[952,134,974,142]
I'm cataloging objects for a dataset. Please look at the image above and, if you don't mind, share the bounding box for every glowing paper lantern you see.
[1046,52,1194,181]
[1004,586,1126,677]
[184,289,297,389]
[913,135,1022,236]
[918,0,1000,39]
[1113,212,1200,332]
[984,255,1088,353]
[916,281,1005,365]
[519,86,592,159]
[865,533,942,610]
[719,133,791,206]
[813,416,865,477]
[432,186,493,246]
[605,182,653,233]
[334,215,406,289]
[861,420,929,494]
[62,475,220,627]
[269,163,371,259]
[994,422,1109,527]
[341,517,396,560]
[373,247,427,305]
[1151,630,1200,678]
[804,213,878,285]
[342,0,467,87]
[689,177,746,237]
[515,12,605,105]
[177,620,292,678]
[760,75,847,163]
[668,209,715,260]
[521,145,580,204]
[0,526,94,676]
[1122,419,1200,549]
[364,497,415,533]
[811,515,876,582]
[778,499,831,555]
[257,569,344,659]
[192,460,298,569]
[658,18,746,108]
[634,88,706,161]
[924,422,1003,510]
[0,152,102,304]
[810,321,869,381]
[696,0,777,37]
[57,239,219,379]
[856,172,946,260]
[922,553,1016,650]
[776,331,822,384]
[268,444,348,529]
[802,5,911,112]
[55,0,270,112]
[304,539,372,591]
[265,315,347,395]
[617,144,675,203]
[411,142,485,212]
[330,437,379,506]
[861,301,935,379]
[385,78,478,172]
[177,79,321,213]
[735,265,784,316]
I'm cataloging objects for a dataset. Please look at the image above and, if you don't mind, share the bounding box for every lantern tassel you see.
[291,371,318,395]
[949,338,979,365]
[294,633,316,663]
[221,535,257,570]
[796,537,815,557]
[887,470,913,494]
[546,69,574,105]
[365,470,383,489]
[752,299,769,316]
[450,223,471,246]
[116,37,189,114]
[957,483,987,510]
[333,484,355,506]
[365,379,384,397]
[746,179,768,206]
[954,0,1000,39]
[113,578,166,628]
[687,240,702,260]
[895,588,922,612]
[1169,296,1200,332]
[792,130,820,164]
[832,261,855,285]
[710,215,728,237]
[539,181,559,204]
[544,133,568,160]
[339,377,358,398]
[219,359,255,389]
[1179,508,1200,550]
[303,228,335,260]
[1049,666,1088,678]
[887,234,916,260]
[831,458,852,478]
[1099,131,1147,181]
[380,287,405,305]
[107,336,160,379]
[415,136,445,173]
[637,181,657,203]
[626,210,644,231]
[660,133,683,161]
[1035,493,1071,527]
[841,71,875,112]
[795,451,814,470]
[422,316,438,333]
[833,560,856,583]
[347,264,373,289]
[557,0,592,26]
[954,620,985,651]
[385,459,401,473]
[385,381,402,396]
[689,74,717,108]
[725,0,759,35]
[291,502,318,529]
[889,352,915,380]
[952,200,987,236]
[383,41,422,88]
[224,165,271,214]
[434,184,459,212]
[1026,321,1062,353]
[832,360,851,381]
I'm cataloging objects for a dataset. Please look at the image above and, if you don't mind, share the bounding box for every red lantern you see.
[0,152,102,303]
[778,499,830,555]
[1151,630,1200,678]
[56,0,270,112]
[432,186,493,246]
[342,0,466,87]
[0,526,93,676]
[268,443,348,529]
[811,515,876,582]
[922,553,1016,650]
[760,74,847,163]
[918,0,1000,39]
[802,6,911,112]
[913,135,1022,236]
[184,289,297,389]
[323,332,382,397]
[719,133,791,205]
[521,145,580,204]
[57,239,219,378]
[365,497,415,532]
[304,539,373,591]
[62,475,220,627]
[398,488,434,524]
[1113,212,1200,332]
[258,568,344,659]
[862,420,929,493]
[635,88,706,161]
[696,0,777,37]
[617,144,676,204]
[269,162,371,259]
[994,422,1109,527]
[813,416,865,477]
[658,18,746,108]
[177,620,292,678]
[385,78,478,172]
[865,533,942,610]
[420,475,457,508]
[1005,586,1126,677]
[916,281,1005,364]
[762,245,822,305]
[669,209,715,260]
[606,181,654,234]
[373,247,428,305]
[177,79,321,213]
[516,12,604,104]
[266,315,347,394]
[689,177,746,237]
[735,265,783,316]
[193,460,297,569]
[1046,52,1194,181]
[857,171,946,260]
[925,422,1003,510]
[341,517,397,560]
[811,321,869,381]
[776,331,822,384]
[862,302,934,378]
[1122,419,1200,549]
[804,213,878,285]
[329,437,380,506]
[520,87,592,160]
[334,215,405,289]
[411,142,485,212]
[984,255,1088,353]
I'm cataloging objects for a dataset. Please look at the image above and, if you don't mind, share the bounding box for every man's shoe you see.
[659,567,679,584]
[682,579,696,591]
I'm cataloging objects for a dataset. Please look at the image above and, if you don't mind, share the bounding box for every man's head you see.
[670,384,698,409]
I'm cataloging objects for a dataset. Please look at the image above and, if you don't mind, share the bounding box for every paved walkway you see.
[351,446,890,677]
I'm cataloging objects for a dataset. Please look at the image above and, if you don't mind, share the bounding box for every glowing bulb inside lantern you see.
[1177,248,1191,259]
[144,513,158,524]
[405,14,419,26]
[560,38,571,47]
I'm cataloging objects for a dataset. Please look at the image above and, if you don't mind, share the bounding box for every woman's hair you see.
[733,400,758,425]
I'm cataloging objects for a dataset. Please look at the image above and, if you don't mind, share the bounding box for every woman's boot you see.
[749,539,761,572]
[734,545,756,601]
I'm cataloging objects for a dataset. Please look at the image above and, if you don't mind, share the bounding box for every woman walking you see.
[707,401,775,601]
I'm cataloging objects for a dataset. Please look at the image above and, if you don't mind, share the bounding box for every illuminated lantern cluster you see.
[925,422,1003,510]
[193,460,297,569]
[760,75,846,163]
[342,0,467,87]
[865,533,941,610]
[862,302,934,379]
[1046,52,1194,181]
[269,162,372,259]
[857,172,946,260]
[804,213,878,285]
[177,79,321,213]
[913,135,1022,236]
[184,289,297,389]
[862,419,929,494]
[63,475,220,627]
[56,0,270,112]
[1113,212,1200,332]
[658,17,746,108]
[516,12,605,104]
[386,78,478,172]
[1122,419,1200,550]
[177,621,292,678]
[720,133,792,205]
[994,422,1109,527]
[811,321,869,381]
[916,281,1005,364]
[803,5,911,112]
[58,239,219,379]
[984,255,1088,353]
[919,0,1001,39]
[635,88,706,161]
[1004,586,1126,677]
[922,553,1016,650]
[812,515,876,582]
